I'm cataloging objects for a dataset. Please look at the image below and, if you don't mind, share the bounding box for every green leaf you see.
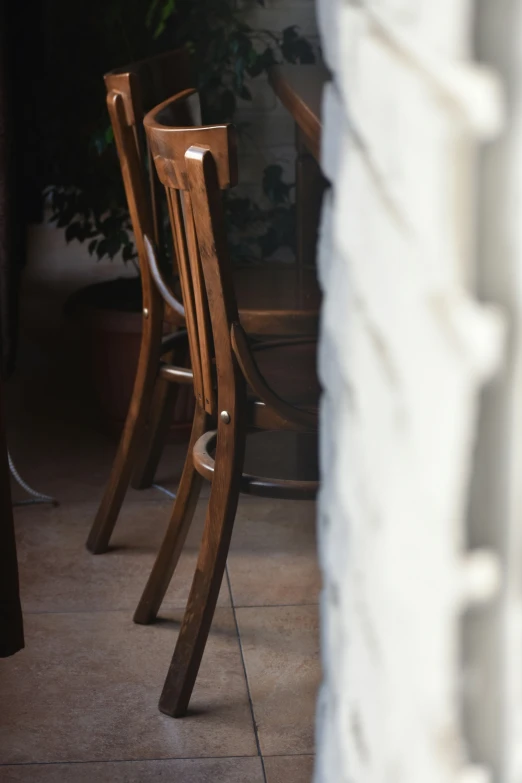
[65,222,82,243]
[154,20,166,38]
[122,243,137,262]
[146,0,161,28]
[105,235,123,259]
[153,0,176,38]
[282,26,315,64]
[56,212,74,229]
[104,125,114,145]
[96,239,110,260]
[262,164,293,204]
[234,56,245,91]
[248,46,277,76]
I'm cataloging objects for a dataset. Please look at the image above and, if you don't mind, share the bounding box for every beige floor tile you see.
[0,609,256,763]
[228,496,320,608]
[236,606,320,756]
[6,286,321,773]
[0,757,264,782]
[14,500,228,614]
[264,755,315,783]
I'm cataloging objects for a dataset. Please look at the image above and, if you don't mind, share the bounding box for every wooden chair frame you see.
[135,92,319,718]
[86,56,320,557]
[86,50,193,555]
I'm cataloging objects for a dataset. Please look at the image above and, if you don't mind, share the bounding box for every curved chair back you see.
[104,49,193,319]
[144,89,240,418]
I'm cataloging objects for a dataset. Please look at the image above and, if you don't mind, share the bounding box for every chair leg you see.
[133,339,192,490]
[86,311,163,555]
[158,418,245,718]
[133,406,207,625]
[131,377,178,490]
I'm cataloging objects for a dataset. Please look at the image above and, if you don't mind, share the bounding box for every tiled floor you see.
[1,271,321,782]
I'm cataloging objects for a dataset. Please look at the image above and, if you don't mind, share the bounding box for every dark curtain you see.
[0,383,23,657]
[0,6,19,380]
[0,0,44,657]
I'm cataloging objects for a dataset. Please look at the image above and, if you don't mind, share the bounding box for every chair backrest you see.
[144,89,240,416]
[103,49,193,294]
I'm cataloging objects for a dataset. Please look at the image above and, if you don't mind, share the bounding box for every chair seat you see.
[235,264,320,336]
[252,338,320,408]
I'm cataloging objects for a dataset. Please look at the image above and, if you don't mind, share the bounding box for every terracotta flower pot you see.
[64,277,193,440]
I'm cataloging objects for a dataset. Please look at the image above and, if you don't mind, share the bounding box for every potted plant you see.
[41,0,314,435]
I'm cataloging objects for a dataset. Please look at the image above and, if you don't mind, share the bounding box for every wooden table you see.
[269,64,330,268]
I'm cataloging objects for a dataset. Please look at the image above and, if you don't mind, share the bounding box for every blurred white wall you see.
[314,2,507,781]
[466,2,522,781]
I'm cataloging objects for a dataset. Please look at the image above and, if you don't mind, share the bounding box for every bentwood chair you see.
[86,49,192,555]
[86,54,321,555]
[133,90,319,717]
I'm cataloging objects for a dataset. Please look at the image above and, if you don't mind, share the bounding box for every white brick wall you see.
[315,2,506,782]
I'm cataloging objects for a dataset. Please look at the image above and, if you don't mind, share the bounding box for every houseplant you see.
[43,0,315,434]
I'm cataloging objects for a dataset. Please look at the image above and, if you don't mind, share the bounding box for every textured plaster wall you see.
[466,2,522,780]
[314,2,506,781]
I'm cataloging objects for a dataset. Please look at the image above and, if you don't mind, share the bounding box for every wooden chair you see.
[86,49,192,555]
[86,52,321,555]
[133,90,319,717]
